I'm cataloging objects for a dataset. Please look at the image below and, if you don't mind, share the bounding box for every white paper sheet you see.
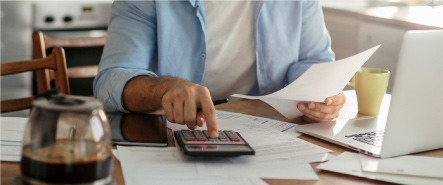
[117,145,319,184]
[237,132,331,161]
[196,159,318,180]
[125,175,268,185]
[112,149,119,161]
[318,152,443,185]
[216,111,330,161]
[289,152,337,163]
[232,45,381,119]
[360,154,443,178]
[216,111,299,135]
[0,117,27,162]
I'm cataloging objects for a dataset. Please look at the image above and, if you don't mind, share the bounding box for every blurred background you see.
[1,0,442,117]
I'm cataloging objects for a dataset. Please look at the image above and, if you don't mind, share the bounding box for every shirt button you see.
[201,54,206,58]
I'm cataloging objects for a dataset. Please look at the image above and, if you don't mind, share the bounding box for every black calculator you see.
[174,130,255,157]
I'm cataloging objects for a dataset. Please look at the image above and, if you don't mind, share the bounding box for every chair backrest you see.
[1,48,69,113]
[32,31,106,95]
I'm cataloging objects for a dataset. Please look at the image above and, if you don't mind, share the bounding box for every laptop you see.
[296,30,443,158]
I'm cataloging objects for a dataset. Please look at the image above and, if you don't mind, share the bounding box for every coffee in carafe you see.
[20,94,113,184]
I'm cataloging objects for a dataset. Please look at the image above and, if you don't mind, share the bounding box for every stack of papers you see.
[318,152,443,184]
[117,111,335,185]
[0,117,27,162]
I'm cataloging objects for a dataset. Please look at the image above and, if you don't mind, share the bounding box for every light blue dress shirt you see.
[93,0,334,112]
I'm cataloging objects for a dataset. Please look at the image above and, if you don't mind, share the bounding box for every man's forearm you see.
[122,75,177,113]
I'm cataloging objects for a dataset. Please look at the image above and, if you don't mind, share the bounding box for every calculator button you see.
[192,131,207,141]
[193,130,204,136]
[230,138,241,142]
[203,130,210,138]
[181,130,196,141]
[224,131,239,139]
[224,130,235,135]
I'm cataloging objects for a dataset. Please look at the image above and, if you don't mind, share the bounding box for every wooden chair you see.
[1,48,69,113]
[32,31,106,95]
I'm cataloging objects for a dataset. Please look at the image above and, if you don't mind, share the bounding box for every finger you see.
[183,99,197,129]
[325,93,346,106]
[198,92,218,138]
[297,102,308,112]
[304,107,338,120]
[307,102,341,114]
[304,112,335,122]
[186,122,198,130]
[196,111,204,127]
[162,97,175,123]
[173,100,185,125]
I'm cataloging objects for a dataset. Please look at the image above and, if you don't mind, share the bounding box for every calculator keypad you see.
[178,129,246,145]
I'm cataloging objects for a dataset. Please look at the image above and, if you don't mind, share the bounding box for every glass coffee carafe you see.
[20,94,113,185]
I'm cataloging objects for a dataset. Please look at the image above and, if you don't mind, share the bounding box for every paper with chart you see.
[317,152,443,185]
[168,111,299,135]
[1,117,28,162]
[232,45,381,120]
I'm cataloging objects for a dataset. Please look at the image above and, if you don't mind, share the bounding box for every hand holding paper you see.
[232,45,381,120]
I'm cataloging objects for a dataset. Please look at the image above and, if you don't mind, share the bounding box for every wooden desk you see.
[2,91,443,185]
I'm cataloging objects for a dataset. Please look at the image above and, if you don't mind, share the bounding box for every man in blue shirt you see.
[94,0,346,138]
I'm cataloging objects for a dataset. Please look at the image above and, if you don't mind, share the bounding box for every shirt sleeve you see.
[93,1,158,112]
[286,0,335,83]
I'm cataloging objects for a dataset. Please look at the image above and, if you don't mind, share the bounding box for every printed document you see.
[117,145,319,185]
[318,152,443,185]
[0,117,27,162]
[232,45,381,119]
[360,154,443,178]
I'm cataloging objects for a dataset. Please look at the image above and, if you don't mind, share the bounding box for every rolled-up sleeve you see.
[93,1,158,112]
[286,0,334,83]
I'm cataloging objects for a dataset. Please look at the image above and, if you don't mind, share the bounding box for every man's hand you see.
[123,76,219,138]
[161,80,219,138]
[297,93,346,122]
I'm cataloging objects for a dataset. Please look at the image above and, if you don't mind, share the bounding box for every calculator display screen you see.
[107,112,168,146]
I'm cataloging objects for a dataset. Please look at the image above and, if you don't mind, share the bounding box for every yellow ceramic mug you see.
[348,68,390,115]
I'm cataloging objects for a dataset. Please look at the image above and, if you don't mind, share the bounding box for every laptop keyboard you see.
[345,130,385,147]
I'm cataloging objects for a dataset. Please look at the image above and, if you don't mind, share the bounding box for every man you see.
[94,0,346,139]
